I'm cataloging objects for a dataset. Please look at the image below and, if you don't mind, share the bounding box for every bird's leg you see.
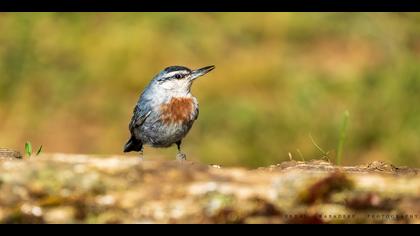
[176,141,186,161]
[139,145,144,161]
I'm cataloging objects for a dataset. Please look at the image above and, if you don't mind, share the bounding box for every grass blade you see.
[296,149,305,162]
[25,141,32,157]
[36,145,43,156]
[309,134,328,157]
[336,110,350,165]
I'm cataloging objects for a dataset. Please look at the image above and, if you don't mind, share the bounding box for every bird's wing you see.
[129,104,151,135]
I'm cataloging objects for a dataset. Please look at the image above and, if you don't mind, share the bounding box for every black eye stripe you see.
[156,70,190,82]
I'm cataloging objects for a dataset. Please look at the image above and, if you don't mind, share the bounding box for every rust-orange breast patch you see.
[160,97,194,125]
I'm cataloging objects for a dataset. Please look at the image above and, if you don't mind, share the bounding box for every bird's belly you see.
[139,120,194,147]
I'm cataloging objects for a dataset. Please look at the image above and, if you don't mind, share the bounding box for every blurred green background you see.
[1,13,420,167]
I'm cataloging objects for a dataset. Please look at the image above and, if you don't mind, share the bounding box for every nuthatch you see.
[124,65,215,160]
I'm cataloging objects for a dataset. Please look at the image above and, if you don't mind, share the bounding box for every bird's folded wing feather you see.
[129,104,151,134]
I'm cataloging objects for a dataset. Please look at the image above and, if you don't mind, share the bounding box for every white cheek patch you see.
[159,79,192,96]
[161,80,177,90]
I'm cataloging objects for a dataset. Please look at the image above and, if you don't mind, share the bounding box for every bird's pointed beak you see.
[190,65,215,81]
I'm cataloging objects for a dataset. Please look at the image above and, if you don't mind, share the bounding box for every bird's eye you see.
[175,74,182,79]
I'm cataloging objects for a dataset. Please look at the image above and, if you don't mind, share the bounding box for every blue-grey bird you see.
[124,65,215,160]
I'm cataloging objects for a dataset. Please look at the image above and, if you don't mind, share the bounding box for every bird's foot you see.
[176,153,187,161]
[139,151,145,161]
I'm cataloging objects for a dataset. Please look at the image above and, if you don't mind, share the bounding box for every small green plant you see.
[309,134,331,161]
[336,110,350,165]
[309,110,350,165]
[25,141,32,157]
[24,142,43,158]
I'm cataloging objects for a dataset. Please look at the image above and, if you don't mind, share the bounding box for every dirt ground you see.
[0,153,419,224]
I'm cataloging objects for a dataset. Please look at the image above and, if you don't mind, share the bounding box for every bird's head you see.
[152,65,215,94]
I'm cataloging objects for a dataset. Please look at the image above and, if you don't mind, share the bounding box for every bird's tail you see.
[123,136,142,153]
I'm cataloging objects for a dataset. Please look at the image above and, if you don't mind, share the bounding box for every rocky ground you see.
[0,152,419,224]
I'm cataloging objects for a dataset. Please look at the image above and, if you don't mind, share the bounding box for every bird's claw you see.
[176,153,187,161]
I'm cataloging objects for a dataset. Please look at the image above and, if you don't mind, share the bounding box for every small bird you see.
[124,65,215,160]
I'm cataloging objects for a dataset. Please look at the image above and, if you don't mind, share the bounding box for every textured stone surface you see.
[0,148,22,160]
[0,154,419,223]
